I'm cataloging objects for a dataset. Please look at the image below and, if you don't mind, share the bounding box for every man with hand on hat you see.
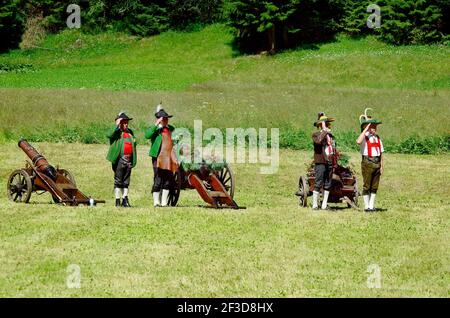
[106,112,137,208]
[311,112,336,210]
[145,104,178,207]
[356,111,384,212]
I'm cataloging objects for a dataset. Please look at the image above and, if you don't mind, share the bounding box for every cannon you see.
[166,162,242,209]
[7,139,105,206]
[161,141,242,209]
[296,159,359,209]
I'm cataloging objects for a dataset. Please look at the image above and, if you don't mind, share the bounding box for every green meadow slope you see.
[0,24,449,152]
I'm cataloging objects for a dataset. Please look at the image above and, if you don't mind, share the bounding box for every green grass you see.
[0,143,448,297]
[225,36,450,90]
[1,26,449,91]
[0,23,449,298]
[0,25,233,91]
[0,87,448,154]
[0,24,448,153]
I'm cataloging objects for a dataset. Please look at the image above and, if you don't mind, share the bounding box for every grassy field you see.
[0,25,449,151]
[1,25,449,91]
[0,143,448,297]
[0,24,449,297]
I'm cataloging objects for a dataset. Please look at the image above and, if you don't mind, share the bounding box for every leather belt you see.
[362,155,380,163]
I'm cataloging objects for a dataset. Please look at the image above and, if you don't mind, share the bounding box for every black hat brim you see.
[116,116,132,121]
[155,111,173,118]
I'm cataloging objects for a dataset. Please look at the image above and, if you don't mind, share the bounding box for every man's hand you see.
[356,123,371,145]
[380,165,384,175]
[115,118,122,127]
[155,117,163,125]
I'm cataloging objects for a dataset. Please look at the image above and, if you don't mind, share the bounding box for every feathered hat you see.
[359,108,382,129]
[154,103,173,118]
[314,112,335,127]
[115,112,132,121]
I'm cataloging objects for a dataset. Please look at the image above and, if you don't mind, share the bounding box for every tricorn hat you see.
[359,108,382,128]
[115,112,133,121]
[155,103,173,118]
[314,112,335,127]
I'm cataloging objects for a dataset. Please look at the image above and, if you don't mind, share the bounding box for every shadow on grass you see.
[326,207,389,213]
[228,34,339,58]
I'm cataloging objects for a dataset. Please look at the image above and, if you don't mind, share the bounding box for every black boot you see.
[122,196,131,208]
[115,198,121,207]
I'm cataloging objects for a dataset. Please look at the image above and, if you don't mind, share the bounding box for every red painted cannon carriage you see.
[163,139,241,209]
[166,162,241,209]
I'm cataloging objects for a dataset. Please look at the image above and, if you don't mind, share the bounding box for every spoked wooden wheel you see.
[297,176,308,207]
[7,169,32,203]
[168,168,182,207]
[214,165,235,198]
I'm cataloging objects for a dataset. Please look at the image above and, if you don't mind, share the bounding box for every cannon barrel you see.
[18,139,57,180]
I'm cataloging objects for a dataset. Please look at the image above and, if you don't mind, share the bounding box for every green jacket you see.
[144,124,175,158]
[106,126,137,168]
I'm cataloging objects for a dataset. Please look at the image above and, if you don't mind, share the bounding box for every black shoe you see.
[122,196,131,208]
[115,199,121,207]
[364,208,374,212]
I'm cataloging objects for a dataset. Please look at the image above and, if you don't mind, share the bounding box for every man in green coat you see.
[106,112,137,207]
[145,104,177,207]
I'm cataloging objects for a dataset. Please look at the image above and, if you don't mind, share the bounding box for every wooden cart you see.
[296,162,359,209]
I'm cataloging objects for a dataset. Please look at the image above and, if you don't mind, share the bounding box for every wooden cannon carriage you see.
[166,161,241,209]
[296,161,359,209]
[7,139,104,206]
[161,139,242,209]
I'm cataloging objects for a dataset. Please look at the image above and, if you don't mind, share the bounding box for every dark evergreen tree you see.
[1,0,448,52]
[0,0,25,52]
[342,0,450,45]
[167,0,225,30]
[227,0,344,53]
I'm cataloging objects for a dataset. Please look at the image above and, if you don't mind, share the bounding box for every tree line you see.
[1,0,449,53]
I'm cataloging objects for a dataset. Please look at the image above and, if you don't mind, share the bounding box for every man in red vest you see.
[356,115,384,212]
[106,112,137,208]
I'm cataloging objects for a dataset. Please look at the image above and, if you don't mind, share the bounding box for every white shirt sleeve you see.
[360,137,367,155]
